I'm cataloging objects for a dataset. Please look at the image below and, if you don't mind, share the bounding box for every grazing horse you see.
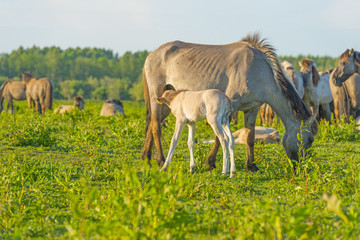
[299,58,321,116]
[141,33,317,171]
[100,99,125,116]
[55,96,85,114]
[21,72,53,115]
[157,89,236,177]
[329,49,360,122]
[0,80,27,113]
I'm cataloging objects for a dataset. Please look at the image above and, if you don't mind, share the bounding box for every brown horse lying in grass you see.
[55,96,85,114]
[22,72,53,115]
[157,88,236,177]
[100,99,125,116]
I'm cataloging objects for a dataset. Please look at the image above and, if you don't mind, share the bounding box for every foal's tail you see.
[45,80,53,110]
[143,67,151,134]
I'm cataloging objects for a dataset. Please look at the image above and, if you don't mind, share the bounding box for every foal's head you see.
[156,90,184,106]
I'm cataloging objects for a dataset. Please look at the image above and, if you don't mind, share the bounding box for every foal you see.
[157,89,236,177]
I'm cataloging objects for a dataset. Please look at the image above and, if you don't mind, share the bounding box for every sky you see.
[1,0,360,57]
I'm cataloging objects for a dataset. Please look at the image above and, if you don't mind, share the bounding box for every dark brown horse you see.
[0,80,27,113]
[22,72,53,115]
[141,33,317,172]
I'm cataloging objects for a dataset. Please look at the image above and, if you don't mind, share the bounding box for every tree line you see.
[0,46,339,101]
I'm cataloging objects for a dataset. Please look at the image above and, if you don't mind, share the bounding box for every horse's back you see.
[100,102,124,116]
[145,40,254,93]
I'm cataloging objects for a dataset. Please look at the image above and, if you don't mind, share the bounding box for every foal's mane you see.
[241,33,312,121]
[163,89,186,102]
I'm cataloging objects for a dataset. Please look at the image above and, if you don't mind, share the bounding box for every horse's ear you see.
[156,97,166,105]
[349,48,354,56]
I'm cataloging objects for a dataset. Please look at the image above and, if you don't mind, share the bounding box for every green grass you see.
[0,100,360,239]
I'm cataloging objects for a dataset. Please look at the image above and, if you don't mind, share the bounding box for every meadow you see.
[0,100,360,239]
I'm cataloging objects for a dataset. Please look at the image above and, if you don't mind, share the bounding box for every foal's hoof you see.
[160,166,167,172]
[190,166,196,174]
[230,171,236,178]
[247,164,260,172]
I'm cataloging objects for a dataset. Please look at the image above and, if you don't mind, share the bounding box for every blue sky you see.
[1,0,360,57]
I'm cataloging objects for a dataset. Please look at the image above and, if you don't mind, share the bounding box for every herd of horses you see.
[141,33,360,174]
[1,33,359,175]
[0,73,125,116]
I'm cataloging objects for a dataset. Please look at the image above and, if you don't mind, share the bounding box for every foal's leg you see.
[208,119,229,175]
[160,120,185,172]
[187,123,196,174]
[223,121,236,177]
[244,110,259,172]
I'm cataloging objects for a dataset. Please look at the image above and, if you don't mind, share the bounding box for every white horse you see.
[299,58,333,120]
[281,60,305,98]
[156,88,236,177]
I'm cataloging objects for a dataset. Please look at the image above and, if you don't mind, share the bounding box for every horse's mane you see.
[241,33,312,121]
[339,49,351,64]
[300,58,312,72]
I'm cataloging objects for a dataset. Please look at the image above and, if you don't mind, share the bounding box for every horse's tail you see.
[143,67,151,134]
[0,80,10,112]
[45,80,53,110]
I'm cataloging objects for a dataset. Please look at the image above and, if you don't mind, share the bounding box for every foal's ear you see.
[156,97,166,104]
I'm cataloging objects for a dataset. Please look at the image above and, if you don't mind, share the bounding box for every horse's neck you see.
[267,94,303,131]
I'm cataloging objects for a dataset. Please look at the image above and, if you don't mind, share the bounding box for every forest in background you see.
[0,46,339,101]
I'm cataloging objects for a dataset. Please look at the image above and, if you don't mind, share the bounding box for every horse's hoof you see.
[160,166,167,172]
[230,171,236,178]
[247,164,259,172]
[190,166,196,174]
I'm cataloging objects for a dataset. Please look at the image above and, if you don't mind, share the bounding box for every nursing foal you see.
[156,88,236,177]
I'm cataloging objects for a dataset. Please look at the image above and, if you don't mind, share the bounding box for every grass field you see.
[0,100,360,239]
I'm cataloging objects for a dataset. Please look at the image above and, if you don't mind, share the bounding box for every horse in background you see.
[142,33,317,172]
[0,80,27,113]
[299,58,321,117]
[281,60,304,98]
[100,99,125,116]
[55,96,85,114]
[329,49,360,122]
[22,72,53,115]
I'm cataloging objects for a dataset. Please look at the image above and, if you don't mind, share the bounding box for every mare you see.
[157,89,235,177]
[55,96,85,114]
[100,99,125,116]
[141,33,317,171]
[0,80,27,113]
[22,72,53,115]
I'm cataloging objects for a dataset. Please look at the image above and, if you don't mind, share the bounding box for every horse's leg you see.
[160,120,185,172]
[35,100,41,114]
[223,121,236,177]
[150,101,167,166]
[9,98,14,114]
[187,123,196,174]
[244,109,259,172]
[0,97,3,113]
[39,97,45,115]
[204,136,220,171]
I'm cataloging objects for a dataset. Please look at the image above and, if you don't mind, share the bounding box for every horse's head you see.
[282,116,318,163]
[21,72,33,83]
[332,49,360,87]
[299,58,320,88]
[74,96,85,109]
